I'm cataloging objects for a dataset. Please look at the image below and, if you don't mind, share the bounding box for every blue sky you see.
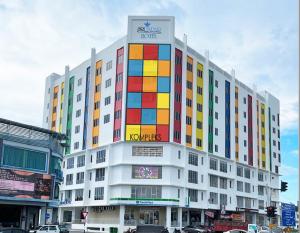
[0,0,298,203]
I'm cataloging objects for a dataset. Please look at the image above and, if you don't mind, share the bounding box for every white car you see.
[224,230,248,233]
[36,225,60,233]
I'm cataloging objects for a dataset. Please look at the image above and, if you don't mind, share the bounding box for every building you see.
[42,16,281,231]
[0,118,66,229]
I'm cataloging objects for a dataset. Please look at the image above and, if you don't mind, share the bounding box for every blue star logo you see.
[144,21,150,27]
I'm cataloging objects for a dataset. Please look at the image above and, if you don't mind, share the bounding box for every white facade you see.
[43,16,281,231]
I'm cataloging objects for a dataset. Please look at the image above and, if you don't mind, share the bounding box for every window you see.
[237,181,243,192]
[2,145,47,172]
[186,135,191,144]
[178,151,181,159]
[197,104,203,112]
[209,192,218,204]
[215,144,218,152]
[272,115,275,121]
[243,97,246,104]
[95,168,105,181]
[186,98,192,107]
[237,196,243,207]
[131,186,161,199]
[74,142,79,150]
[187,62,193,72]
[210,175,218,188]
[188,189,198,202]
[75,125,80,134]
[258,186,264,195]
[116,73,123,82]
[188,170,198,184]
[215,128,218,135]
[244,140,247,147]
[259,200,264,209]
[93,119,99,127]
[67,157,74,169]
[243,111,246,118]
[220,194,227,205]
[196,121,203,130]
[95,84,101,92]
[215,112,218,119]
[188,153,198,166]
[94,187,104,200]
[105,96,111,105]
[245,198,251,208]
[201,174,204,183]
[104,114,110,124]
[65,190,72,201]
[245,182,251,193]
[215,80,218,87]
[106,60,112,71]
[196,139,202,147]
[77,93,82,102]
[273,140,276,146]
[215,96,218,103]
[76,172,84,184]
[96,150,106,163]
[115,92,122,101]
[258,172,264,181]
[132,146,163,157]
[210,158,218,170]
[66,174,73,185]
[178,169,180,179]
[220,177,227,189]
[94,101,100,110]
[275,165,279,174]
[220,161,227,173]
[92,136,98,145]
[178,189,180,198]
[244,125,247,132]
[77,78,82,86]
[201,157,204,165]
[186,81,193,89]
[105,78,111,88]
[244,168,250,179]
[77,155,85,167]
[76,109,81,117]
[197,86,203,95]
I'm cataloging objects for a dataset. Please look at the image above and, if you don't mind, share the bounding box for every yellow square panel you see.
[143,60,158,76]
[157,93,169,108]
[129,44,143,60]
[157,109,169,124]
[141,125,157,141]
[158,60,170,77]
[126,125,141,141]
[143,76,157,92]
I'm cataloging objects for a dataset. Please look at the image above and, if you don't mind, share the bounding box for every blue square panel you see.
[127,93,141,108]
[141,109,156,125]
[158,44,171,60]
[128,60,143,76]
[157,77,170,93]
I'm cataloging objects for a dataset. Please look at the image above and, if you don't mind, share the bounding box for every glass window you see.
[244,168,250,178]
[67,157,74,169]
[132,146,163,157]
[237,181,243,192]
[209,192,218,204]
[75,189,83,201]
[210,175,218,188]
[220,194,227,205]
[188,152,198,166]
[237,166,243,177]
[95,168,105,181]
[77,155,85,167]
[94,187,104,200]
[220,177,227,189]
[220,161,227,173]
[76,172,84,184]
[188,170,198,184]
[210,158,218,170]
[131,186,161,199]
[96,150,106,163]
[188,189,198,202]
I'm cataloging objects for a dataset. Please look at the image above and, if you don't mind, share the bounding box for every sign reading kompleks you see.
[127,16,175,43]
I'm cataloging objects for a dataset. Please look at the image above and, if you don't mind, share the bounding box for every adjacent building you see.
[0,118,66,229]
[42,16,281,232]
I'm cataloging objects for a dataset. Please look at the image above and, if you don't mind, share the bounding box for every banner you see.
[0,168,52,200]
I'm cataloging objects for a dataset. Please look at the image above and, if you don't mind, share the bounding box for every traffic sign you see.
[282,203,296,227]
[45,213,50,219]
[82,211,88,219]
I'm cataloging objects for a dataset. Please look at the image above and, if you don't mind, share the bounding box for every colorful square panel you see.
[143,76,157,92]
[157,77,170,93]
[129,44,143,60]
[157,109,169,124]
[158,60,170,77]
[126,108,141,124]
[126,125,141,141]
[157,93,170,108]
[127,93,141,108]
[142,93,157,108]
[143,44,158,60]
[141,109,156,125]
[143,60,158,76]
[157,125,169,142]
[158,44,171,60]
[128,76,142,92]
[141,125,157,141]
[128,60,143,76]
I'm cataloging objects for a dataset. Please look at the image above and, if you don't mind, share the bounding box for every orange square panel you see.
[129,44,143,60]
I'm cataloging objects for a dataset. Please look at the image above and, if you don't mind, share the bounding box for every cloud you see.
[291,149,299,157]
[280,164,298,177]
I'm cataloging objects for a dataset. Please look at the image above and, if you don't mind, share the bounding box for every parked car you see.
[29,226,41,233]
[259,226,270,233]
[182,225,207,233]
[0,229,29,233]
[36,225,68,233]
[223,229,248,233]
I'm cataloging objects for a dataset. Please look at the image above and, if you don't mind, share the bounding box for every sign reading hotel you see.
[125,16,174,142]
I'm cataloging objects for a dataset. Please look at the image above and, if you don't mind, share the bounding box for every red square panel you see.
[143,44,158,60]
[157,125,169,142]
[128,77,142,92]
[126,109,141,124]
[142,93,157,108]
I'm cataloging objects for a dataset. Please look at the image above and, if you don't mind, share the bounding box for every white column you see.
[39,207,47,225]
[201,209,205,225]
[187,210,190,225]
[119,205,125,233]
[178,207,182,229]
[166,206,171,229]
[58,208,62,224]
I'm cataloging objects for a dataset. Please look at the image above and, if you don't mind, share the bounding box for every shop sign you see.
[136,200,154,205]
[205,210,215,218]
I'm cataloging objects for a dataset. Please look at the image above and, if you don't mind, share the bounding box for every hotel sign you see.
[127,16,175,43]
